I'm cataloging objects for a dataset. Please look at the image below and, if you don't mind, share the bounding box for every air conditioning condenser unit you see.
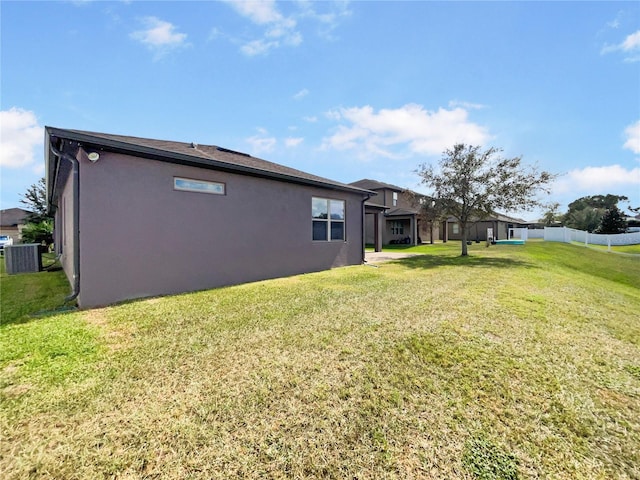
[5,244,42,275]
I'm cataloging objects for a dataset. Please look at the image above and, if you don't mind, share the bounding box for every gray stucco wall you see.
[74,150,365,308]
[58,168,76,287]
[364,214,375,244]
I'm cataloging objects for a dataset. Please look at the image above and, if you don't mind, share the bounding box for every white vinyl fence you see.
[527,229,545,239]
[543,227,640,247]
[508,228,528,241]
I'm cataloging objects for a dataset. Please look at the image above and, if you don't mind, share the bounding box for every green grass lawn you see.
[567,241,640,255]
[1,242,639,479]
[0,253,72,325]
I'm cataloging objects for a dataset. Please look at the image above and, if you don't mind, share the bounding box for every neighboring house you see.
[349,179,439,250]
[0,208,32,244]
[46,127,372,308]
[446,212,528,242]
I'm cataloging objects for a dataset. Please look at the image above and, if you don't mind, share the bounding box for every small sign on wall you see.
[174,177,225,195]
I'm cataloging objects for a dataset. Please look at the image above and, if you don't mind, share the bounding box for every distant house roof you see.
[385,207,419,217]
[349,178,406,192]
[447,212,528,224]
[492,212,528,224]
[0,208,32,227]
[45,127,374,197]
[363,202,386,211]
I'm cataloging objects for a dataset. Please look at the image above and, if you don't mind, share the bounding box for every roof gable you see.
[385,207,419,217]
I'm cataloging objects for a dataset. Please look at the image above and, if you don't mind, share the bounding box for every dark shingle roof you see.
[349,178,406,192]
[446,213,528,224]
[385,207,419,217]
[45,128,372,196]
[0,208,32,227]
[494,213,528,224]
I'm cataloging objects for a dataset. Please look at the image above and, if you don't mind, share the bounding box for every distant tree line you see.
[539,194,637,234]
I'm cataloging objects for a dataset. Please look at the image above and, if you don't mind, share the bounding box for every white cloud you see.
[246,128,277,153]
[224,0,350,55]
[293,88,309,100]
[208,27,223,41]
[296,0,352,40]
[225,0,301,56]
[554,165,640,193]
[606,18,620,29]
[604,10,626,30]
[324,110,341,121]
[131,17,188,58]
[0,108,43,169]
[322,103,491,159]
[623,120,640,154]
[601,29,640,62]
[448,100,487,110]
[241,39,277,56]
[303,116,318,123]
[227,0,283,24]
[621,30,640,51]
[285,137,303,147]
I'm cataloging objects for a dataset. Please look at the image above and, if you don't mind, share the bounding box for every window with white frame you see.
[312,197,345,241]
[390,221,404,235]
[392,191,398,206]
[452,223,460,234]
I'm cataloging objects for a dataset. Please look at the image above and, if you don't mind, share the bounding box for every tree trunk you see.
[429,222,434,244]
[461,222,469,256]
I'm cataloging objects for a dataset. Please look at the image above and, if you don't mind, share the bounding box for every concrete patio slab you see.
[364,251,421,264]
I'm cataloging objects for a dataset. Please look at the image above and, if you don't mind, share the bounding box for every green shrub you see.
[20,219,53,247]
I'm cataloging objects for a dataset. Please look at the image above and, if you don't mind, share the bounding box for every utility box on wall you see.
[5,244,42,274]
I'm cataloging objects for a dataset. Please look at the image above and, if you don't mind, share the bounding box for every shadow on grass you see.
[1,257,75,327]
[1,304,78,328]
[389,254,536,270]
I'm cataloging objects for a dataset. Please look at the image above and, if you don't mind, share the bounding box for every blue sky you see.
[2,0,639,220]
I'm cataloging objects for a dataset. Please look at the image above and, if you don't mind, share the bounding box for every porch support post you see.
[412,216,418,245]
[374,212,382,252]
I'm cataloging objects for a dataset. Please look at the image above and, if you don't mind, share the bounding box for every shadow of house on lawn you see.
[1,296,76,328]
[390,254,537,271]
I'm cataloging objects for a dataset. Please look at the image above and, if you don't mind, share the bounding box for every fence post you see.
[608,236,611,252]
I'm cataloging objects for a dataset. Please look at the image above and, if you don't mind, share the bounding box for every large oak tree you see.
[417,144,556,256]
